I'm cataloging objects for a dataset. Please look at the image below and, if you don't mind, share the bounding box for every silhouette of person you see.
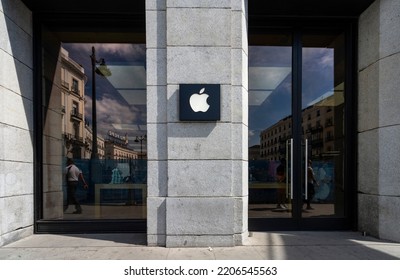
[275,158,287,209]
[305,159,318,210]
[64,158,88,214]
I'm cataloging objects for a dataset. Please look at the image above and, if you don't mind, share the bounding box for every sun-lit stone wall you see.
[0,0,34,246]
[146,0,249,247]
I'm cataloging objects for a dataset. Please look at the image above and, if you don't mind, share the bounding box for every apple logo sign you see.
[189,88,210,112]
[179,84,220,121]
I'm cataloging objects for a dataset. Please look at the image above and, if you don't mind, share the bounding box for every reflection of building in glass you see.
[260,93,341,161]
[84,123,105,159]
[249,145,261,160]
[260,116,292,161]
[105,141,138,160]
[60,47,87,159]
[303,99,336,158]
[105,131,138,160]
[59,46,144,162]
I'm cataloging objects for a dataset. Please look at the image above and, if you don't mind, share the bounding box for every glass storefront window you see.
[41,39,147,221]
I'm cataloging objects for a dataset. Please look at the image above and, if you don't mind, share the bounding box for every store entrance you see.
[248,25,355,230]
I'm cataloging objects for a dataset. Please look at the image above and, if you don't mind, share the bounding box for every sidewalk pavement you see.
[1,231,400,260]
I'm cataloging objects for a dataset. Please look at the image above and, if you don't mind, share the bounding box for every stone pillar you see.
[358,0,400,242]
[146,0,248,247]
[0,0,33,246]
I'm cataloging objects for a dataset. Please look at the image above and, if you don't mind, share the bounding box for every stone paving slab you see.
[1,231,400,260]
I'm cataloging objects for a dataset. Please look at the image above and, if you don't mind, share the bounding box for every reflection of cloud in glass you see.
[320,52,333,67]
[67,43,145,61]
[97,44,145,59]
[302,48,334,107]
[248,130,256,138]
[249,46,291,67]
[303,48,333,69]
[85,94,139,136]
[112,124,147,132]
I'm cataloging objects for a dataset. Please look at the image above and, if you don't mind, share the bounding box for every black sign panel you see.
[179,84,220,121]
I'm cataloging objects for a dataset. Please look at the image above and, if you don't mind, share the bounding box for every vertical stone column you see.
[146,0,248,247]
[0,0,33,246]
[358,0,400,243]
[146,0,168,246]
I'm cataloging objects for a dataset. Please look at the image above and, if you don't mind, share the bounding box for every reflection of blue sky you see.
[249,46,292,147]
[248,45,334,147]
[62,43,146,151]
[302,47,334,108]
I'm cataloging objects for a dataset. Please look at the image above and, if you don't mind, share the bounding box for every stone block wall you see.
[0,0,33,246]
[358,0,400,242]
[146,0,248,247]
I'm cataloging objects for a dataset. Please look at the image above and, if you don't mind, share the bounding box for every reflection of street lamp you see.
[135,135,147,159]
[90,46,111,159]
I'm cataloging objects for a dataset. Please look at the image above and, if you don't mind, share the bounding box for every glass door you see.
[299,32,346,223]
[248,32,294,222]
[248,26,352,230]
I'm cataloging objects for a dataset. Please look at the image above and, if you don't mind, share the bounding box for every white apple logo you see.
[189,88,210,112]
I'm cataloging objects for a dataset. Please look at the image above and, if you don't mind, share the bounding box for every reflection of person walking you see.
[305,159,318,210]
[276,158,287,210]
[65,158,88,214]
